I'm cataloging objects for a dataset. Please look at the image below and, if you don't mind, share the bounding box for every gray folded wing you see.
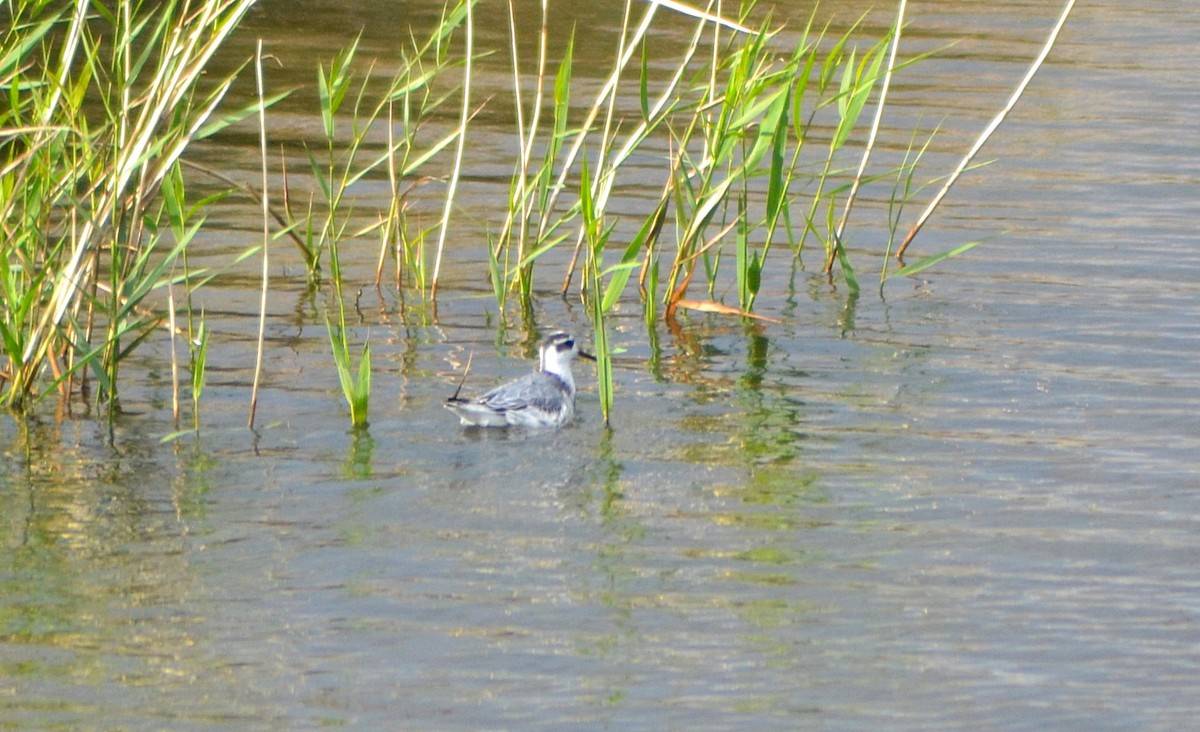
[478,372,570,415]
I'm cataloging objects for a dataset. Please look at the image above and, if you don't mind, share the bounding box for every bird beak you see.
[579,350,597,362]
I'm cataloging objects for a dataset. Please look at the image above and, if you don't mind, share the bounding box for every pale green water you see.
[3,1,1200,729]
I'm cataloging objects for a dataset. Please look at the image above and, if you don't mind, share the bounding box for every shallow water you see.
[3,0,1200,729]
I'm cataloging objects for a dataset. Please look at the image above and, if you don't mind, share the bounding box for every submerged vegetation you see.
[0,0,1075,425]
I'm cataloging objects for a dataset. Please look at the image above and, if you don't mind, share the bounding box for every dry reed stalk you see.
[376,101,398,288]
[650,0,752,34]
[895,0,1077,259]
[179,160,308,253]
[827,0,906,274]
[491,0,549,284]
[430,0,474,301]
[249,38,270,429]
[518,0,552,268]
[169,284,180,423]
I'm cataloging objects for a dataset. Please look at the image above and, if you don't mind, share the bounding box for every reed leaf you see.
[887,240,982,280]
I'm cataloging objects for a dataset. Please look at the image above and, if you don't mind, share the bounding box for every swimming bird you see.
[445,331,595,428]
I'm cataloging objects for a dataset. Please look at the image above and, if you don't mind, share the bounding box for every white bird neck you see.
[540,350,576,392]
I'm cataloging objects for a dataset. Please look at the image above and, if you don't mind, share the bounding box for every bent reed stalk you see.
[893,0,1076,261]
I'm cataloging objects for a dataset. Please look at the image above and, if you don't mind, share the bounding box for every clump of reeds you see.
[285,2,469,427]
[0,0,258,415]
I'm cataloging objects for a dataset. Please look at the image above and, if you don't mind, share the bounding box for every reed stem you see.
[827,0,906,274]
[249,38,271,430]
[895,0,1077,259]
[430,0,475,301]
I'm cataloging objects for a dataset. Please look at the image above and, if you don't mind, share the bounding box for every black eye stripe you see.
[544,332,576,352]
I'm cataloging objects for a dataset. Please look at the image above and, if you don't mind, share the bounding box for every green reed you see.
[302,5,467,427]
[487,2,912,318]
[161,164,224,434]
[327,217,370,429]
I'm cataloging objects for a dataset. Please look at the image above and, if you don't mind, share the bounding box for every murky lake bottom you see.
[3,0,1200,729]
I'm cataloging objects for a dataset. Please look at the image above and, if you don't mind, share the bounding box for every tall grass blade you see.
[829,0,905,275]
[887,240,982,280]
[191,319,210,433]
[430,0,474,301]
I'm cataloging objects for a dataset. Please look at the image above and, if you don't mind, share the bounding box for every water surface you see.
[3,0,1199,729]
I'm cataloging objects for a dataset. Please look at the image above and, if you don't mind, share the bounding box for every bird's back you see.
[447,370,575,427]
